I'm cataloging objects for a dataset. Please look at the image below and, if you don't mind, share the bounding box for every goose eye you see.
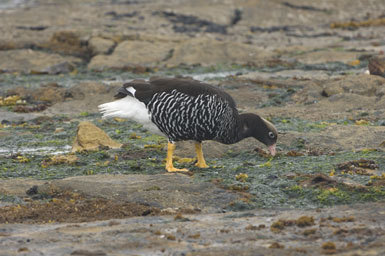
[268,131,275,138]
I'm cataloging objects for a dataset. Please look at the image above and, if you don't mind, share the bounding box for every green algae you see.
[0,194,24,204]
[195,150,385,209]
[272,117,331,132]
[1,115,384,208]
[1,62,385,209]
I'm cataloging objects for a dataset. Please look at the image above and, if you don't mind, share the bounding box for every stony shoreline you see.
[1,0,385,255]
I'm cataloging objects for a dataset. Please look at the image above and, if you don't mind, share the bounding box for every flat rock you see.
[41,95,114,116]
[280,125,385,152]
[166,38,274,67]
[67,82,110,100]
[258,75,385,121]
[240,69,340,80]
[321,74,385,97]
[0,109,41,123]
[0,202,384,255]
[37,174,239,212]
[0,178,46,197]
[316,125,385,151]
[0,49,81,74]
[293,50,362,65]
[88,40,175,70]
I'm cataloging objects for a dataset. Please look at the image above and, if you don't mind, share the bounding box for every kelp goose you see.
[99,77,277,172]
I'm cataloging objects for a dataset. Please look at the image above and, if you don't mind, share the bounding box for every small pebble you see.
[54,127,65,133]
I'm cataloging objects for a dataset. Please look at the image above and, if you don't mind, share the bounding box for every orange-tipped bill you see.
[268,144,276,156]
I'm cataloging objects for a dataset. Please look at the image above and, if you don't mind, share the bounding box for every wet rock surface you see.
[0,174,239,214]
[1,0,385,255]
[0,202,384,256]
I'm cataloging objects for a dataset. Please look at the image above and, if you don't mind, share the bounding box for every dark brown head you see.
[239,113,278,155]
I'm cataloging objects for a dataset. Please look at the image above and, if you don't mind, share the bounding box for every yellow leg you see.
[195,142,209,168]
[166,142,188,172]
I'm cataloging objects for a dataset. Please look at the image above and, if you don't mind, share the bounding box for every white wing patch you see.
[98,97,164,136]
[126,86,136,96]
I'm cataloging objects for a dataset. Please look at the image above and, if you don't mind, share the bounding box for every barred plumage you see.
[147,89,237,143]
[99,77,278,172]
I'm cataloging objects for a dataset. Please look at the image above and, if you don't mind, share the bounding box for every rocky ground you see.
[0,0,385,255]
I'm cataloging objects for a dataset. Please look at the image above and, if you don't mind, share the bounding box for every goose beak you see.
[268,144,276,156]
